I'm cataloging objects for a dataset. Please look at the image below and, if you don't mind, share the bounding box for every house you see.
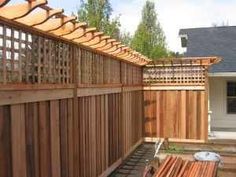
[179,26,236,132]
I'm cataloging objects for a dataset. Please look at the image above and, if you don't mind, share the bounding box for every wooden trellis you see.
[0,0,151,67]
[143,57,220,86]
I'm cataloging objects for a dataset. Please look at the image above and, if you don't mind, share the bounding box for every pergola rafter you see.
[15,8,63,26]
[82,35,102,46]
[75,32,102,43]
[94,39,116,50]
[99,42,121,52]
[0,0,10,7]
[34,16,77,32]
[83,35,109,46]
[0,0,151,65]
[0,0,47,19]
[108,45,126,55]
[105,44,123,54]
[50,22,87,36]
[90,39,108,48]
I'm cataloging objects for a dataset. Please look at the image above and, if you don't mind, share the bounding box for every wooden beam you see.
[71,27,96,40]
[108,45,125,55]
[34,16,76,32]
[83,35,110,46]
[62,27,85,39]
[127,55,138,62]
[74,32,103,44]
[15,8,63,26]
[98,43,114,51]
[100,35,111,40]
[0,0,10,7]
[95,39,116,50]
[0,89,74,106]
[115,51,130,58]
[143,86,205,91]
[105,44,122,53]
[73,32,94,43]
[50,22,87,36]
[0,0,47,19]
[82,36,101,46]
[77,87,122,97]
[62,27,96,40]
[89,38,109,48]
[113,50,126,57]
[123,86,143,92]
[11,104,27,177]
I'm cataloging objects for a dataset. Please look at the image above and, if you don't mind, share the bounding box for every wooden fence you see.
[143,58,220,142]
[0,1,221,176]
[0,18,144,177]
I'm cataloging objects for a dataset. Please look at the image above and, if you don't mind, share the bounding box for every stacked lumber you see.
[154,156,218,177]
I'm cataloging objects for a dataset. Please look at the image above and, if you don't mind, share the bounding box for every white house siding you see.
[209,77,236,130]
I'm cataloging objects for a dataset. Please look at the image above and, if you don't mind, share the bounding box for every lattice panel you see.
[0,24,73,84]
[143,66,206,85]
[121,63,142,85]
[79,48,121,85]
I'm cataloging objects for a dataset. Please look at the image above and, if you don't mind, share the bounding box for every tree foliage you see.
[131,0,168,60]
[119,31,132,46]
[76,0,174,59]
[77,0,120,39]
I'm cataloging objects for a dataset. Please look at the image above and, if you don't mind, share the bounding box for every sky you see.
[11,0,236,53]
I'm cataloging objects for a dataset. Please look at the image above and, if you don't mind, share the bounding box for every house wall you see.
[209,77,236,130]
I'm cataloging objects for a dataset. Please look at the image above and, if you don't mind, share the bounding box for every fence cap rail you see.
[145,56,221,67]
[0,0,151,66]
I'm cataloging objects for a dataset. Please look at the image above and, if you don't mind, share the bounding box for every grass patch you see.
[165,144,184,154]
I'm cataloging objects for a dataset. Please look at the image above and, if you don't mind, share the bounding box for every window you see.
[227,82,236,114]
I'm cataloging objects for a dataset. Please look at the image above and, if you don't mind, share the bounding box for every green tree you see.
[131,0,168,60]
[77,0,120,39]
[119,31,132,46]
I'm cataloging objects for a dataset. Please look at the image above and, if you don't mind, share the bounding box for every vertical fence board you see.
[11,104,27,177]
[0,106,11,177]
[144,90,208,141]
[50,100,61,177]
[60,99,69,177]
[39,101,51,177]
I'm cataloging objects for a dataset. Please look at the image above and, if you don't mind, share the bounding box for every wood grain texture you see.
[50,100,61,177]
[11,104,27,177]
[0,106,12,177]
[39,102,51,177]
[144,90,208,141]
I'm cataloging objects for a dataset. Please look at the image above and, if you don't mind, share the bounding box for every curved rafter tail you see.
[0,0,48,19]
[0,0,10,7]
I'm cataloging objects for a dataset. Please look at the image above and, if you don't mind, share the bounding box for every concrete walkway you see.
[209,131,236,140]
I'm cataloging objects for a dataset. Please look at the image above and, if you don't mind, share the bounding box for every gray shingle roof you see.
[179,26,236,73]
